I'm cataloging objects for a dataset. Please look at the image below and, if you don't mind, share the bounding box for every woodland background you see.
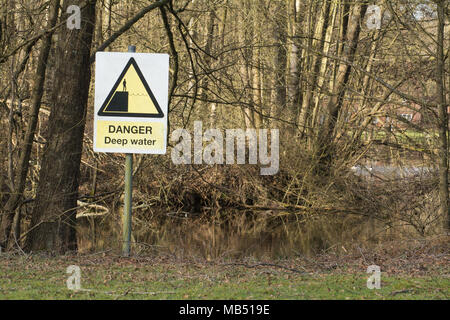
[0,0,448,258]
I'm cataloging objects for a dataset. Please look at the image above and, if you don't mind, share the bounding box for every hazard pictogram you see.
[97,58,164,118]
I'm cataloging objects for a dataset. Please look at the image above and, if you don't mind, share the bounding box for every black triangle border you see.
[97,57,164,118]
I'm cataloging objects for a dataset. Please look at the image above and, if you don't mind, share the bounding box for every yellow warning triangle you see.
[98,58,164,118]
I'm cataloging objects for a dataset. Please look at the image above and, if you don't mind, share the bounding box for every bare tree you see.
[25,0,97,253]
[0,0,61,250]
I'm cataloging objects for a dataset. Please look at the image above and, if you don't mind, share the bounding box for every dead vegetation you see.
[68,135,444,259]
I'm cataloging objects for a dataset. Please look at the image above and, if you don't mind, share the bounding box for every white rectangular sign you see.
[93,52,169,154]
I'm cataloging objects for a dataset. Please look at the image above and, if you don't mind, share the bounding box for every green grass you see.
[0,255,448,300]
[369,129,437,144]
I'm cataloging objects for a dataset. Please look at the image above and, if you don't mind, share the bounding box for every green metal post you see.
[122,45,136,257]
[122,153,133,256]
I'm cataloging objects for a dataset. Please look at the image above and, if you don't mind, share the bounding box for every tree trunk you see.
[299,0,332,139]
[105,0,113,41]
[287,0,303,121]
[0,0,61,251]
[316,3,367,173]
[201,8,216,126]
[239,0,255,128]
[310,0,338,146]
[95,1,103,48]
[25,0,97,253]
[436,1,449,232]
[272,0,287,121]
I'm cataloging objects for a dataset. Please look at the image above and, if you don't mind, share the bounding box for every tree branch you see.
[89,0,169,64]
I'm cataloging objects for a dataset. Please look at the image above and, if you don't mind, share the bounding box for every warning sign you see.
[94,52,168,154]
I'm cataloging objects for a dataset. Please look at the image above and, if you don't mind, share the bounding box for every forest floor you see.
[0,237,448,300]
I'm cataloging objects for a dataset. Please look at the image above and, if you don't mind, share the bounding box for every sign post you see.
[122,45,135,257]
[123,151,132,256]
[93,46,169,257]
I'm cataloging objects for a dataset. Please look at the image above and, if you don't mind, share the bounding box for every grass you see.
[368,129,437,145]
[0,254,448,300]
